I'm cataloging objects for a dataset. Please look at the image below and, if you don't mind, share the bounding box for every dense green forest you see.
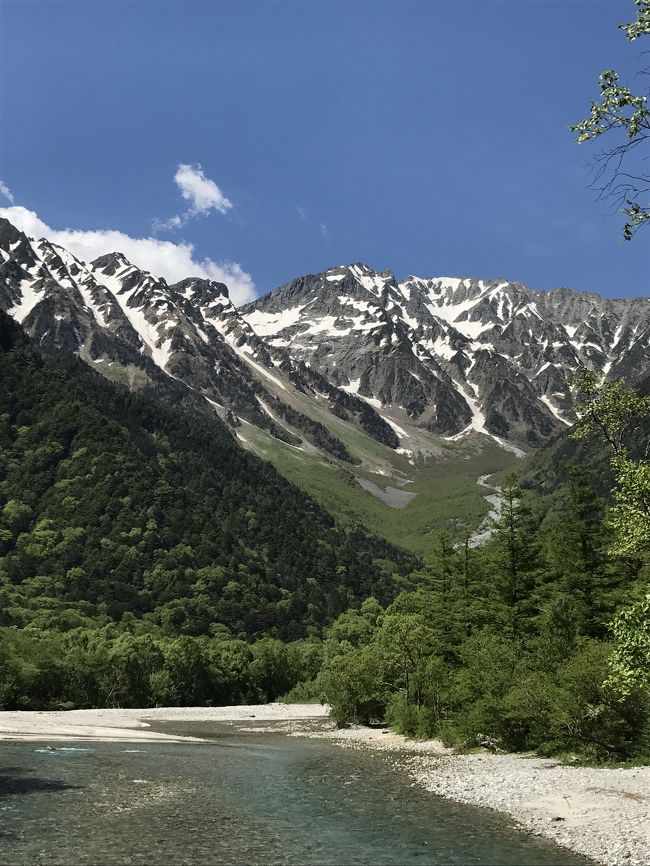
[316,375,650,763]
[1,310,649,765]
[316,481,648,762]
[0,309,416,706]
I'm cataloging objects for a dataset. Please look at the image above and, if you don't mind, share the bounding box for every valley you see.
[2,3,649,864]
[241,419,519,556]
[1,214,649,866]
[2,215,648,554]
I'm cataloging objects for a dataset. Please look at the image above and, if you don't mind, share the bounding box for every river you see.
[0,725,592,865]
[468,473,503,547]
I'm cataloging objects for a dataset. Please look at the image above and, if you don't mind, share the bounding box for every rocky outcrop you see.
[243,264,649,447]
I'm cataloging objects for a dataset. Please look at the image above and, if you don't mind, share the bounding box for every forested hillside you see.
[0,310,414,641]
[519,372,650,518]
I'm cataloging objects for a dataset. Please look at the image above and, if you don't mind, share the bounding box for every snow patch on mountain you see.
[243,304,306,335]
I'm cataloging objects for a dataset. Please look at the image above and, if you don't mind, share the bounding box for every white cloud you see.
[175,163,232,216]
[0,205,255,304]
[155,163,233,231]
[153,214,184,231]
[0,181,14,204]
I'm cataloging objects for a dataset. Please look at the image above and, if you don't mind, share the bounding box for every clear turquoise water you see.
[0,726,592,865]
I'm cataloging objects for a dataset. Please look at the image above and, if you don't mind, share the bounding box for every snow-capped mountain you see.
[242,263,650,447]
[2,217,648,459]
[0,218,277,433]
[0,218,397,460]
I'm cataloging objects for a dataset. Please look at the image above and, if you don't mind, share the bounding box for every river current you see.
[0,725,592,865]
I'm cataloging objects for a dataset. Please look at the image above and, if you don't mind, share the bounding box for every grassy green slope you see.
[239,419,519,557]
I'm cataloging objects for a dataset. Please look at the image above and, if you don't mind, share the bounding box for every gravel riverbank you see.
[297,724,649,866]
[0,703,329,742]
[405,750,649,866]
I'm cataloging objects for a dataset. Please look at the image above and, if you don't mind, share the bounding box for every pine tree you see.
[488,474,544,637]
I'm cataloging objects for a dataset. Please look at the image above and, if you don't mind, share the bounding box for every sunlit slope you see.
[235,389,519,556]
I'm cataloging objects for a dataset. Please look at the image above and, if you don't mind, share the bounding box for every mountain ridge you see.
[242,261,649,446]
[2,216,648,511]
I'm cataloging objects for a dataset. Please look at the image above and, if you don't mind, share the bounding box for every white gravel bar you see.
[0,703,329,742]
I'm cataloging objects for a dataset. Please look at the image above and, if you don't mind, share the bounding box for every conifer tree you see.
[488,474,543,636]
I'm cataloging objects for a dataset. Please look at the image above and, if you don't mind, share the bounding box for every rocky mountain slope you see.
[0,218,398,463]
[4,217,647,457]
[242,263,650,447]
[2,215,648,551]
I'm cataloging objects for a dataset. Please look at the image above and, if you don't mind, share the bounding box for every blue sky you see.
[0,0,648,302]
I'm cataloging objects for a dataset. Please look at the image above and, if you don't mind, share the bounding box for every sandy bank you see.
[0,703,328,743]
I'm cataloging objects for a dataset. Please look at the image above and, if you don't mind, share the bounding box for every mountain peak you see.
[170,276,230,305]
[0,217,28,254]
[91,251,132,273]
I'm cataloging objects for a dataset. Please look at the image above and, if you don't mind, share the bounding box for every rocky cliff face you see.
[2,217,648,456]
[0,220,392,459]
[0,220,275,431]
[242,263,650,447]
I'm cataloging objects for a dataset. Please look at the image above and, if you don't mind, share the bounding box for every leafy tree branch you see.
[571,0,650,239]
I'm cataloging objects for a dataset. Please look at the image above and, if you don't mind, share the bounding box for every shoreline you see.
[1,705,648,865]
[297,721,649,866]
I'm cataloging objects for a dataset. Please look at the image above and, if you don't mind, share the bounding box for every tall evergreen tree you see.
[488,474,543,636]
